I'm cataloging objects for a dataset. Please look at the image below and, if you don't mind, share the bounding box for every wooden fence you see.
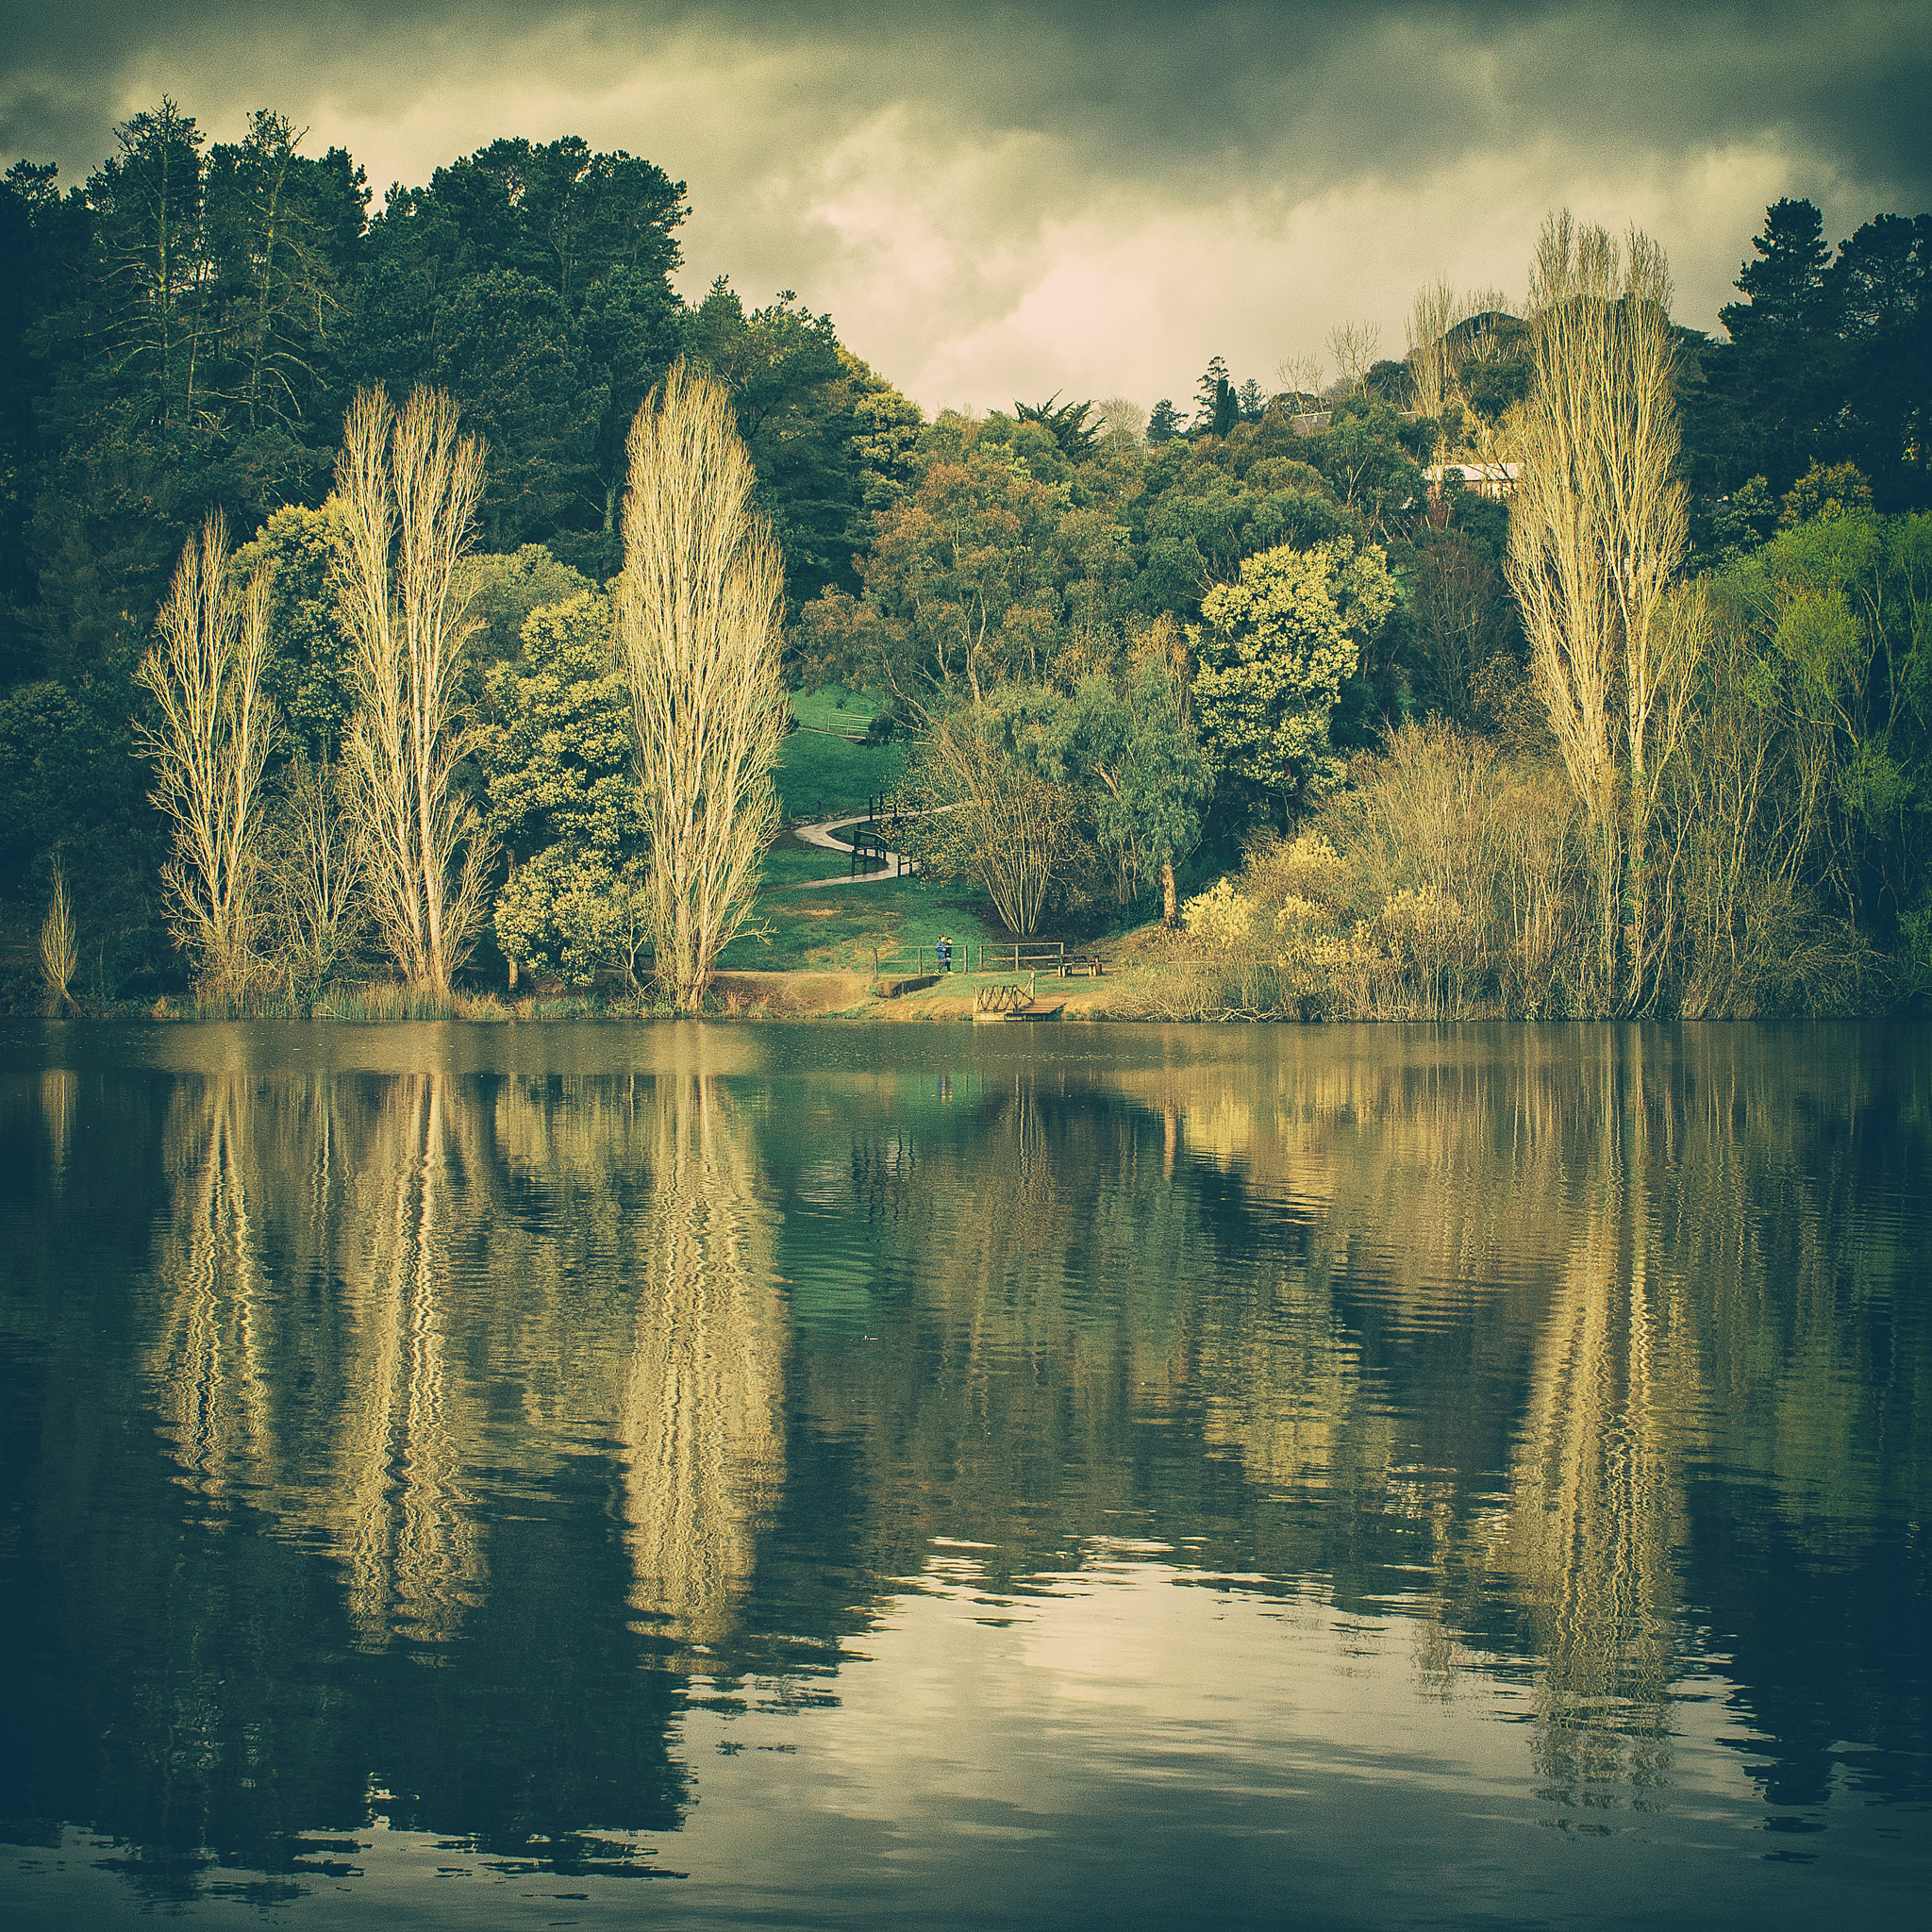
[869,941,1103,978]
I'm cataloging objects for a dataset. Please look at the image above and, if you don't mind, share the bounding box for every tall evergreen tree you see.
[1193,355,1230,430]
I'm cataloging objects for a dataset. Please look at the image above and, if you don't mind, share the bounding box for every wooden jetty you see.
[974,978,1064,1021]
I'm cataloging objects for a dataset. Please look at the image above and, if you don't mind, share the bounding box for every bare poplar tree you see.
[1093,395,1148,449]
[1275,352,1324,408]
[335,386,494,993]
[1505,212,1690,1010]
[268,756,365,999]
[40,859,79,1012]
[615,358,788,1011]
[1324,322,1381,398]
[136,514,278,997]
[1405,278,1464,419]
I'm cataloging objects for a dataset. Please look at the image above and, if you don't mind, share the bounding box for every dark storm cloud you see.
[5,1,1926,203]
[6,2,1923,407]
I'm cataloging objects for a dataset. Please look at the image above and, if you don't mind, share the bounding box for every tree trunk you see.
[1161,858,1178,926]
[506,850,519,991]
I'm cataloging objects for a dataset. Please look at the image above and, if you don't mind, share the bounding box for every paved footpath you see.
[776,814,914,889]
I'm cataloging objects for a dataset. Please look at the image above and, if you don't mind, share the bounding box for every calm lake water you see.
[2,1020,1927,1929]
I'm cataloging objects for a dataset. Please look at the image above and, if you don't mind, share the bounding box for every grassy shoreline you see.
[19,952,1908,1024]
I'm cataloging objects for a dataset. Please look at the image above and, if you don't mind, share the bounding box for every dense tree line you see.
[1,100,1926,1011]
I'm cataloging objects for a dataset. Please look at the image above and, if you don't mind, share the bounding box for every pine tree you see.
[1210,377,1240,438]
[1192,355,1230,429]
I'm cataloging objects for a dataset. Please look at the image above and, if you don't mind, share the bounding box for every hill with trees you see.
[1,104,1926,1015]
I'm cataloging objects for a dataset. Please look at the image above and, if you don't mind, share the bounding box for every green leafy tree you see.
[690,279,866,606]
[577,266,689,565]
[87,99,210,428]
[843,351,925,513]
[231,504,355,758]
[477,591,644,984]
[1014,393,1101,461]
[1191,538,1395,807]
[457,543,595,665]
[1733,505,1932,941]
[1301,400,1428,538]
[202,110,355,435]
[1041,653,1212,920]
[1701,476,1778,568]
[1136,422,1359,613]
[1829,213,1931,510]
[1780,458,1874,527]
[433,269,607,550]
[832,425,1124,713]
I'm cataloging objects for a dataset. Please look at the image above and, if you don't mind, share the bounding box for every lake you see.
[2,1020,1926,1929]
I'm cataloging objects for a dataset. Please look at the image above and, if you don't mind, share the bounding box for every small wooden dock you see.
[974,979,1065,1021]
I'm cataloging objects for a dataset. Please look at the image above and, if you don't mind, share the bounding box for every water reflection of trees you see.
[1489,1041,1703,1806]
[142,1053,785,1657]
[12,1024,1925,1877]
[611,1061,784,1651]
[785,1029,1923,1812]
[100,1047,785,1878]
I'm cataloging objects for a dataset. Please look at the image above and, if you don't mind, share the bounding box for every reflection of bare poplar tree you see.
[147,1080,277,1505]
[616,359,789,1010]
[332,1074,487,1648]
[615,1056,785,1650]
[1499,1043,1700,1807]
[1506,214,1690,1010]
[336,387,493,993]
[41,1070,75,1181]
[136,515,278,998]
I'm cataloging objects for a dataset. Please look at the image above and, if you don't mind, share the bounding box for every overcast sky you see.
[5,2,1926,413]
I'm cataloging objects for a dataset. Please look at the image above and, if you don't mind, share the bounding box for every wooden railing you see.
[869,941,1103,978]
[851,794,919,877]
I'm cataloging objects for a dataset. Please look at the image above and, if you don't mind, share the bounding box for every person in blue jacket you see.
[936,936,952,973]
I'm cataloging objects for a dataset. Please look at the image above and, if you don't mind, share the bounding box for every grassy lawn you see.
[721,852,1002,974]
[790,683,882,733]
[773,725,907,823]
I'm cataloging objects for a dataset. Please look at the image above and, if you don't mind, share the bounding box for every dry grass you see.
[1150,710,1873,1021]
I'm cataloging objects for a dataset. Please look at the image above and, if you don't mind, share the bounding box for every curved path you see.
[776,813,916,889]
